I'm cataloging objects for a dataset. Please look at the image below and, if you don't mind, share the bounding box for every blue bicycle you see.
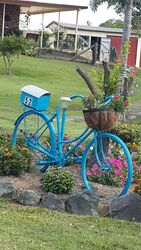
[12,85,133,198]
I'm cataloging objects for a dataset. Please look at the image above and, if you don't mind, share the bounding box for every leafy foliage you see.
[0,132,32,176]
[133,178,141,196]
[40,168,75,194]
[99,19,123,28]
[0,35,29,75]
[96,61,122,96]
[111,122,141,144]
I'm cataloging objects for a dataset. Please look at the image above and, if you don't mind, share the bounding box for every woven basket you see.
[83,109,119,130]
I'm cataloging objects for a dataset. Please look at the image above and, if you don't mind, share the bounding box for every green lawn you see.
[0,56,141,132]
[0,56,97,132]
[0,200,141,250]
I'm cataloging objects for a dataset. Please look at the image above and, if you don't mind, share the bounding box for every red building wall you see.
[0,4,20,35]
[108,35,138,67]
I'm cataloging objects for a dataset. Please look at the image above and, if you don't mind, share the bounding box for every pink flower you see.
[132,161,137,165]
[124,161,128,167]
[110,158,117,165]
[93,164,98,170]
[115,159,122,168]
[97,172,102,177]
[86,171,92,177]
[114,169,122,176]
[120,180,125,187]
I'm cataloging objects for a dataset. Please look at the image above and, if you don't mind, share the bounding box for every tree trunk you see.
[102,61,110,98]
[118,0,133,95]
[76,67,99,100]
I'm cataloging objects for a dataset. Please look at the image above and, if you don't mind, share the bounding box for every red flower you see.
[114,95,118,100]
[123,100,128,107]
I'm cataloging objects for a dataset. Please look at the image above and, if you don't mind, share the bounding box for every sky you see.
[22,0,122,30]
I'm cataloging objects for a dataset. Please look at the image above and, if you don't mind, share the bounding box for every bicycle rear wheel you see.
[81,132,133,200]
[12,110,56,168]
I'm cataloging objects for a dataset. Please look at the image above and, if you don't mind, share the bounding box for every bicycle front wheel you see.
[81,132,133,199]
[12,110,56,167]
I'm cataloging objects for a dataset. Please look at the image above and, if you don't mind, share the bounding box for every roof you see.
[46,21,137,35]
[0,1,88,14]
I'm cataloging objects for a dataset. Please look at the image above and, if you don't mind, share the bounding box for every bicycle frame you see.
[56,105,94,165]
[39,94,95,167]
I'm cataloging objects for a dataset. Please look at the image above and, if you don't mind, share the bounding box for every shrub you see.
[111,122,141,144]
[0,131,32,176]
[40,168,75,194]
[0,35,29,75]
[0,145,32,176]
[132,178,141,196]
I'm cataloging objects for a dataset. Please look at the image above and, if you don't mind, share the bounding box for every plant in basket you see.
[108,95,128,112]
[76,63,128,131]
[82,94,128,130]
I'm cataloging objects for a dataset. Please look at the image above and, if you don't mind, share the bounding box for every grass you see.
[0,199,141,250]
[0,56,98,132]
[0,55,141,132]
[129,69,141,103]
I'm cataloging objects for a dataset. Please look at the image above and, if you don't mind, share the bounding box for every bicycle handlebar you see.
[69,94,84,100]
[103,96,113,106]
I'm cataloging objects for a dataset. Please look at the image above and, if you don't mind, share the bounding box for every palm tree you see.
[90,0,139,92]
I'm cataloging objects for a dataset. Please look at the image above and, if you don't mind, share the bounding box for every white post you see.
[74,9,79,52]
[88,36,91,47]
[57,12,60,50]
[2,4,5,40]
[40,13,44,48]
[136,37,141,68]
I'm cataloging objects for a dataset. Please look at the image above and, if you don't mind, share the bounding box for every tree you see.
[90,0,140,92]
[99,19,123,28]
[0,35,29,76]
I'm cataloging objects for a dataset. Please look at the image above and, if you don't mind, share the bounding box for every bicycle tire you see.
[81,132,133,199]
[12,110,56,169]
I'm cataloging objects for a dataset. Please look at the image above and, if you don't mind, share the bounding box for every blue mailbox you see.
[20,85,51,111]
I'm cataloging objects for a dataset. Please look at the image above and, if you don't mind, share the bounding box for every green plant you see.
[133,178,141,196]
[82,95,101,110]
[82,94,128,112]
[23,39,38,57]
[0,145,32,176]
[96,60,122,96]
[0,35,29,75]
[111,122,141,144]
[40,168,75,194]
[107,95,128,112]
[0,132,32,176]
